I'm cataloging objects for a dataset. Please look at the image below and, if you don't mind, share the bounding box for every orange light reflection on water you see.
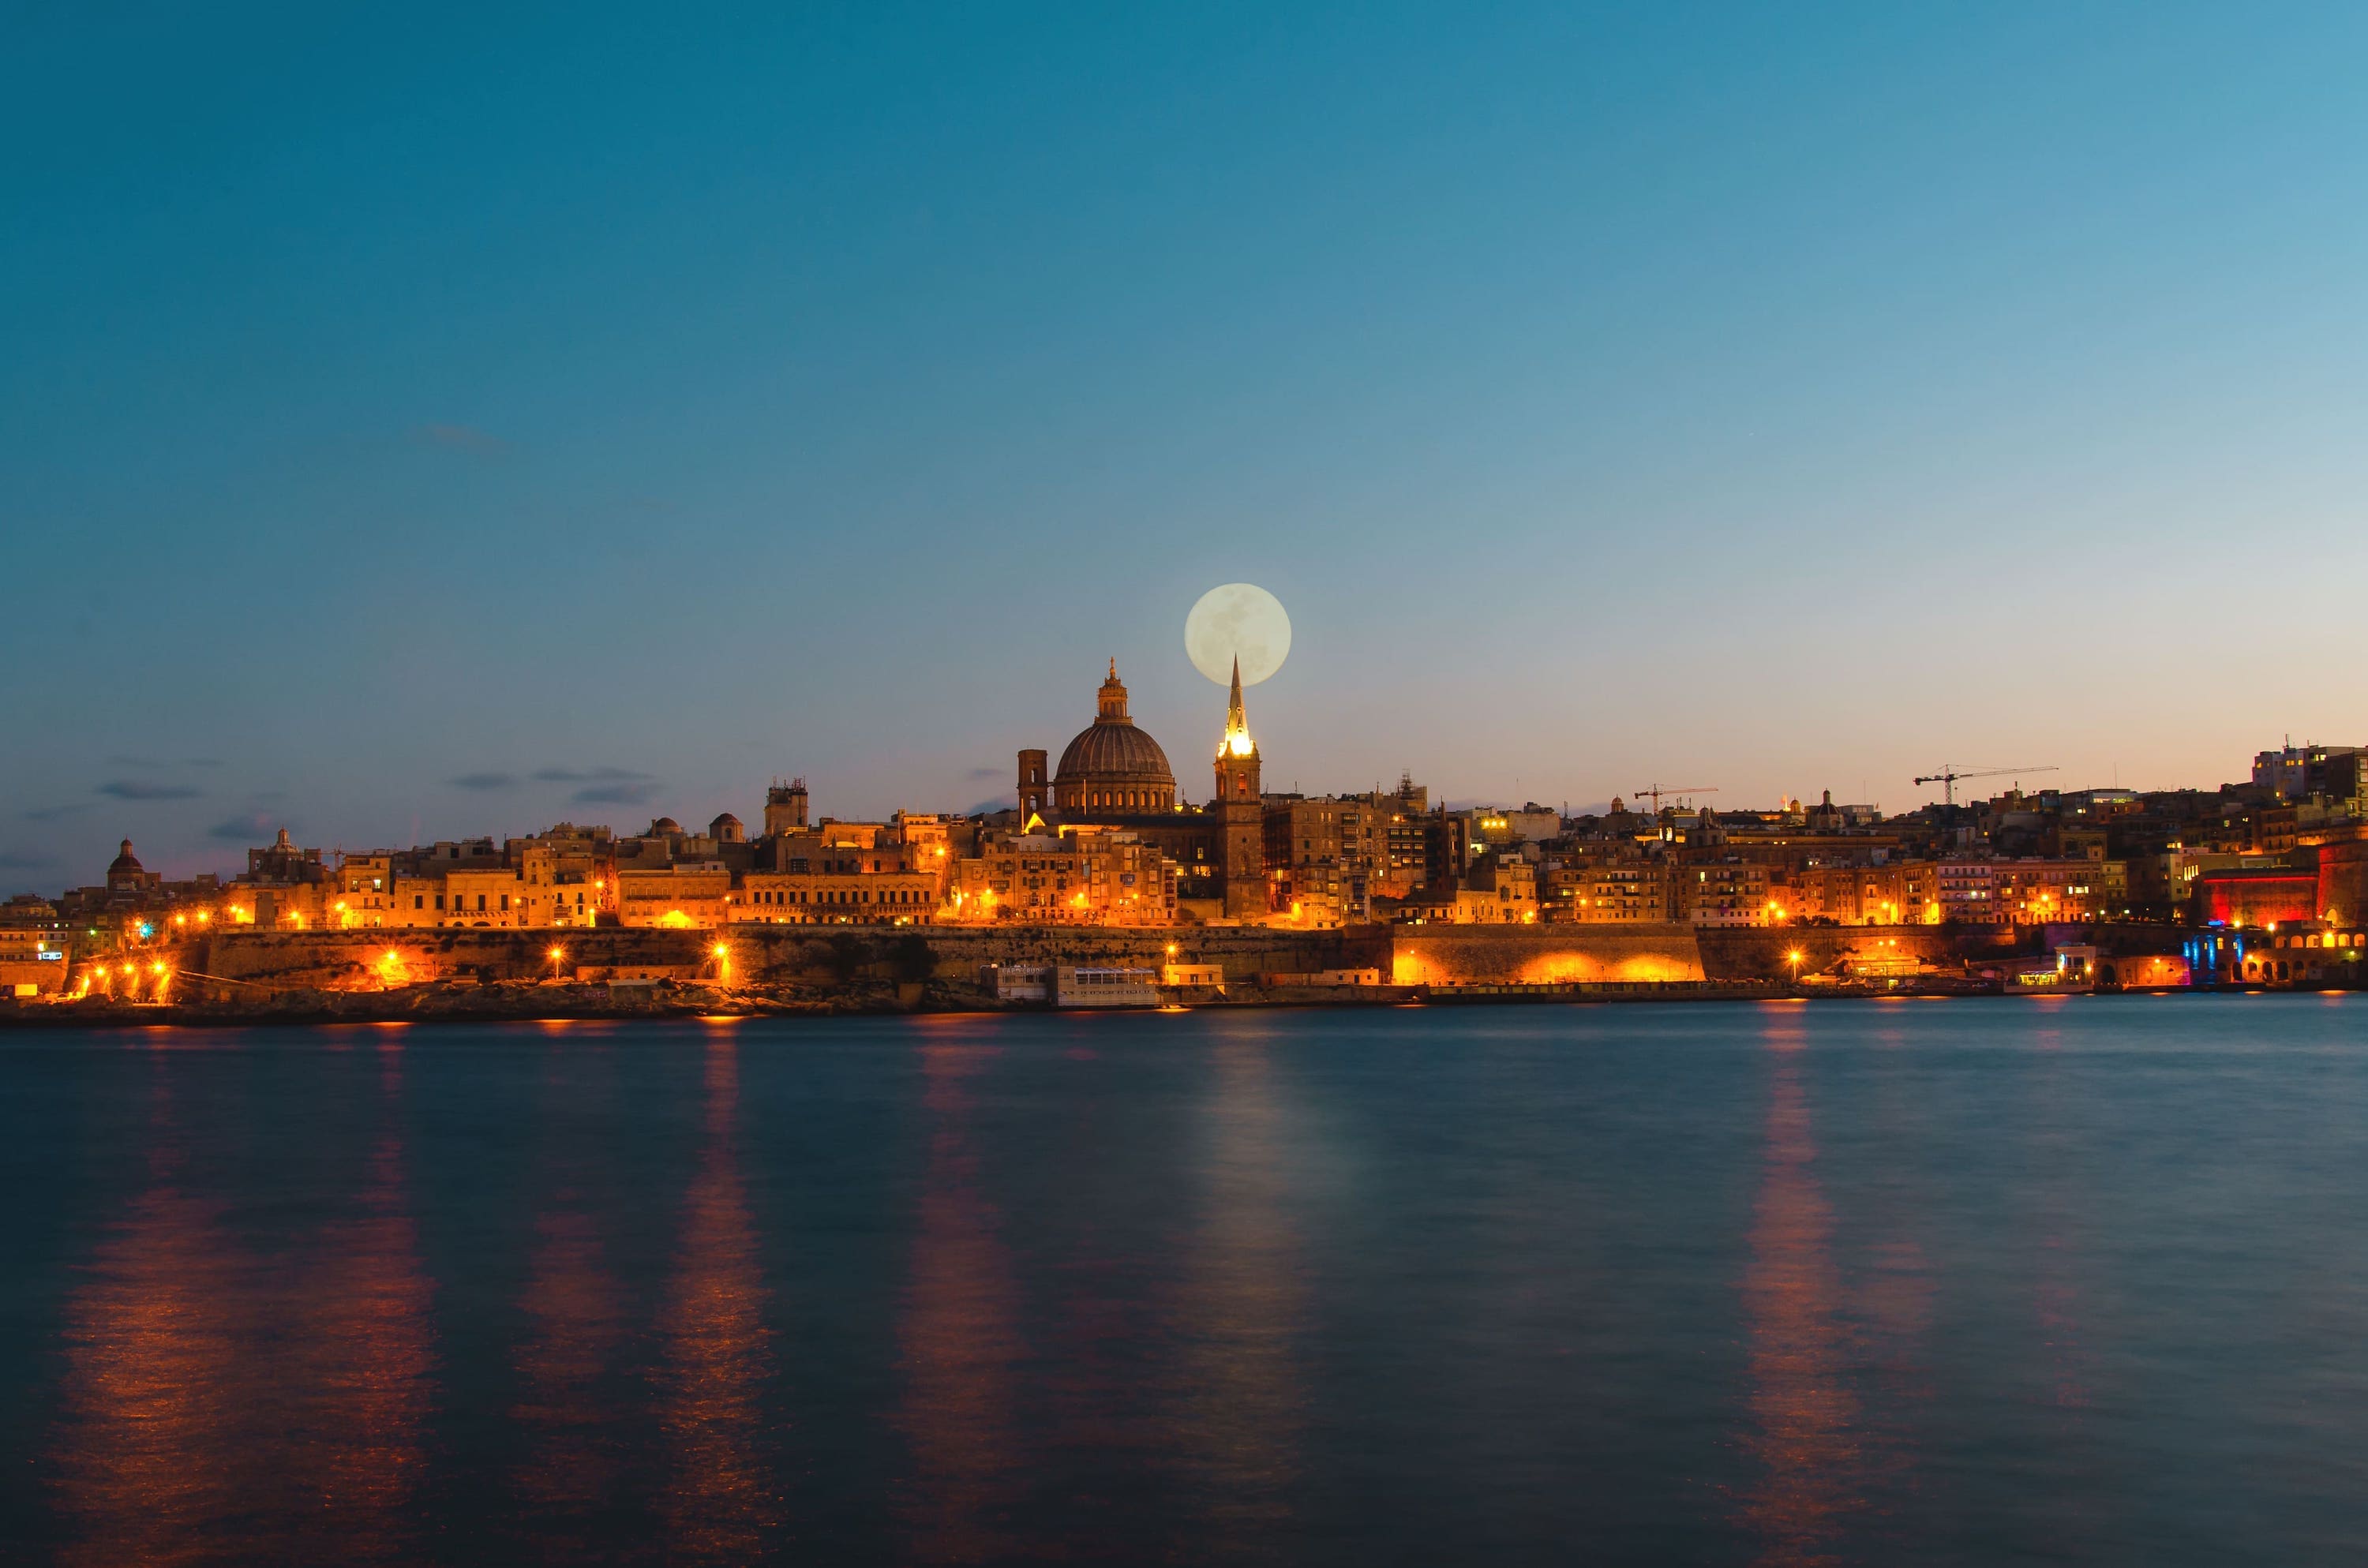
[896,1029,1025,1563]
[1738,1017,1862,1562]
[652,1038,778,1560]
[53,1051,433,1565]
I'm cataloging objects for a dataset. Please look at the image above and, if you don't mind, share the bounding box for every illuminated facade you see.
[948,829,1178,925]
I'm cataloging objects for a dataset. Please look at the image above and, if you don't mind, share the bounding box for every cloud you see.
[450,771,518,791]
[966,795,1014,817]
[21,803,90,822]
[0,850,57,870]
[96,780,201,801]
[208,811,283,842]
[414,422,511,458]
[574,782,658,806]
[964,765,1004,781]
[534,766,650,784]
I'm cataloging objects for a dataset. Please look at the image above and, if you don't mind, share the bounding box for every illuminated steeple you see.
[1219,656,1256,759]
[1212,654,1265,915]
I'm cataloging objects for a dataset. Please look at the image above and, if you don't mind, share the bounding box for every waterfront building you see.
[947,828,1178,926]
[1677,860,1774,927]
[615,864,733,928]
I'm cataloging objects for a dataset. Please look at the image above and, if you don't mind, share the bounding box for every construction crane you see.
[1913,763,2059,807]
[1634,784,1718,817]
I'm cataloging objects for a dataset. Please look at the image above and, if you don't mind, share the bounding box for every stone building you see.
[948,827,1178,926]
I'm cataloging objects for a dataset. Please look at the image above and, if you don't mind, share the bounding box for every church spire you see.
[1219,655,1256,759]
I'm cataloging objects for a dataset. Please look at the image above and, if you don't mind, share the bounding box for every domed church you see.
[1047,661,1177,817]
[1012,658,1268,918]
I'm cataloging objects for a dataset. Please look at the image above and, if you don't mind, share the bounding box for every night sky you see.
[6,4,2366,889]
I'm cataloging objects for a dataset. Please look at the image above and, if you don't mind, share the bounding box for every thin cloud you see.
[0,850,57,870]
[414,422,511,458]
[964,765,1003,781]
[574,782,658,806]
[451,771,518,791]
[208,812,283,842]
[96,780,201,801]
[21,803,91,822]
[534,766,650,784]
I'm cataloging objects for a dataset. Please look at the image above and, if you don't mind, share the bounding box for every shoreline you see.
[0,977,2291,1031]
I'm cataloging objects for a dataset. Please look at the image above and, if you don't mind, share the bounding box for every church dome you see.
[107,839,144,878]
[1056,722,1173,782]
[1052,661,1176,816]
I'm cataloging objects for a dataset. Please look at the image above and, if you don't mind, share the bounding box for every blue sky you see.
[6,4,2366,889]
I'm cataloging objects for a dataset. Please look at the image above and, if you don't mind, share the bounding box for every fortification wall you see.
[1389,926,1708,985]
[1696,925,2017,980]
[177,924,1388,994]
[174,919,2051,998]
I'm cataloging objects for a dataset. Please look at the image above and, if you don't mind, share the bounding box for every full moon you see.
[1185,583,1291,687]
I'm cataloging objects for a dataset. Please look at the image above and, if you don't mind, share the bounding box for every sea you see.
[2,994,2365,1565]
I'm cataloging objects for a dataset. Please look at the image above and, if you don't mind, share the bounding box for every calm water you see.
[2,996,2366,1564]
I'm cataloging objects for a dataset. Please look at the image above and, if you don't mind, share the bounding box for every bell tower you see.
[1213,657,1266,918]
[1017,748,1048,827]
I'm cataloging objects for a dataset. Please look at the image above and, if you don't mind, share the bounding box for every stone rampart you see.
[175,924,1389,994]
[1390,926,1709,985]
[173,919,2059,998]
[1696,925,2018,980]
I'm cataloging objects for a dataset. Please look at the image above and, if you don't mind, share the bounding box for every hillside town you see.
[5,661,2364,998]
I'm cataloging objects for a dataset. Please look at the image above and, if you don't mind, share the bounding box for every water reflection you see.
[52,1042,433,1566]
[52,1076,251,1567]
[652,1035,779,1561]
[2028,1024,2094,1414]
[1174,1027,1306,1550]
[509,1043,627,1551]
[277,1043,434,1559]
[896,1031,1027,1562]
[1740,1017,1861,1565]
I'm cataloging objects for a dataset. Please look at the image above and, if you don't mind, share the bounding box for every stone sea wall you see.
[171,919,2036,999]
[174,923,1391,995]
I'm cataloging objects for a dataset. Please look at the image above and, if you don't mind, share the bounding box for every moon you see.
[1185,583,1291,687]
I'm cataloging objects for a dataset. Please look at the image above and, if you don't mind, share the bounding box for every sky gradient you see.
[6,4,2366,889]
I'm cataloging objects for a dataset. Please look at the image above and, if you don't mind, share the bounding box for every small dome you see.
[107,838,144,877]
[648,816,683,836]
[710,812,744,844]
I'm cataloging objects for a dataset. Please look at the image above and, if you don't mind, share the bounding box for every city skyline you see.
[9,6,2368,887]
[5,623,2357,893]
